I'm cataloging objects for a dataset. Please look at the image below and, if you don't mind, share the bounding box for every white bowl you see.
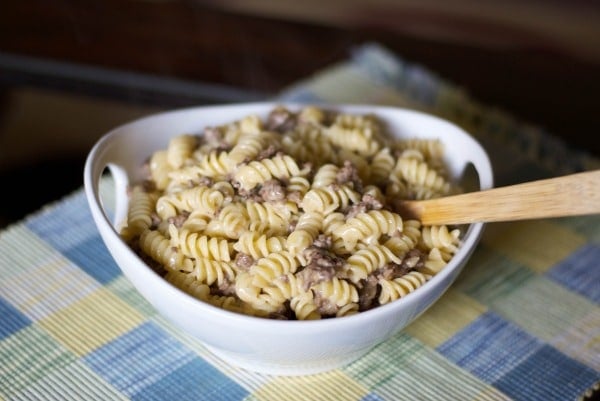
[84,102,493,376]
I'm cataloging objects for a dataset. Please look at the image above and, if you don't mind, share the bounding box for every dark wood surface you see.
[2,1,599,154]
[0,1,599,225]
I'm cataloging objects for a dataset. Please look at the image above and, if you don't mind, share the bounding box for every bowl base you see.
[204,343,373,376]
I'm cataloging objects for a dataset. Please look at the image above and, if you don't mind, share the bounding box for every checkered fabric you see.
[1,43,598,401]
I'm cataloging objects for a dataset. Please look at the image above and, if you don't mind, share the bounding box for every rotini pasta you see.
[191,256,236,287]
[195,150,234,179]
[164,270,210,300]
[286,211,322,253]
[290,292,320,320]
[121,105,464,320]
[233,231,287,259]
[393,156,451,197]
[378,271,432,304]
[250,250,299,288]
[148,150,172,190]
[301,185,361,214]
[260,273,304,307]
[228,130,281,165]
[311,164,340,188]
[338,210,404,250]
[234,154,308,191]
[324,113,381,155]
[122,186,156,240]
[155,186,224,219]
[169,225,233,261]
[166,134,197,169]
[139,229,193,271]
[344,244,402,282]
[311,277,359,314]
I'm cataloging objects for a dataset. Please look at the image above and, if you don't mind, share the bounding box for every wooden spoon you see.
[396,170,600,225]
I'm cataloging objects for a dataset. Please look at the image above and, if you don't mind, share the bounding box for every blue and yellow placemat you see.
[1,43,599,400]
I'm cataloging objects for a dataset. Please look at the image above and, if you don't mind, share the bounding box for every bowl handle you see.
[84,136,132,232]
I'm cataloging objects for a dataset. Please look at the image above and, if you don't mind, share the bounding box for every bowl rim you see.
[84,101,493,332]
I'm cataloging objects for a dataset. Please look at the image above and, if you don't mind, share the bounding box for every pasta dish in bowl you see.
[84,102,492,375]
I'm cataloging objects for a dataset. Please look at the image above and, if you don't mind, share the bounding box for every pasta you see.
[166,134,197,169]
[121,105,464,320]
[233,231,287,259]
[378,271,432,304]
[344,244,403,282]
[301,185,361,214]
[170,225,233,261]
[338,210,405,250]
[121,186,156,240]
[234,154,308,191]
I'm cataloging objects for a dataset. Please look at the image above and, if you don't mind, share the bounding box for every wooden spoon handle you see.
[398,170,600,225]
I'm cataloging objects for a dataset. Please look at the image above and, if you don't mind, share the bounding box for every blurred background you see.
[1,0,599,227]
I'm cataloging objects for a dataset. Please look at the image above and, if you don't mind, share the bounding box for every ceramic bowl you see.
[83,102,493,375]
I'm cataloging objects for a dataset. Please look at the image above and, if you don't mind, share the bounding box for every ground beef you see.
[236,186,263,202]
[167,212,189,228]
[202,127,230,151]
[357,249,426,311]
[313,291,338,316]
[259,179,286,202]
[256,145,279,161]
[345,202,368,219]
[357,276,379,311]
[197,176,213,187]
[287,191,302,205]
[400,249,426,271]
[345,193,384,219]
[375,249,426,280]
[362,193,383,210]
[216,277,237,296]
[141,179,156,192]
[150,213,162,230]
[266,107,297,133]
[336,160,362,191]
[298,243,344,290]
[203,126,221,142]
[235,252,254,270]
[270,306,294,320]
[312,234,332,249]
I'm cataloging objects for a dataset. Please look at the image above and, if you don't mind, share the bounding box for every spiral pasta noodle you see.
[167,134,197,169]
[344,244,402,282]
[229,130,280,164]
[290,292,320,320]
[338,210,404,250]
[250,250,299,288]
[169,225,233,261]
[149,150,172,191]
[260,273,305,306]
[121,105,465,320]
[311,277,359,313]
[378,271,432,304]
[301,185,361,214]
[191,257,236,287]
[156,186,224,219]
[233,232,287,260]
[122,186,156,240]
[234,154,307,191]
[286,211,322,253]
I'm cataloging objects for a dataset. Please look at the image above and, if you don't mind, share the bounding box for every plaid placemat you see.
[1,43,599,401]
